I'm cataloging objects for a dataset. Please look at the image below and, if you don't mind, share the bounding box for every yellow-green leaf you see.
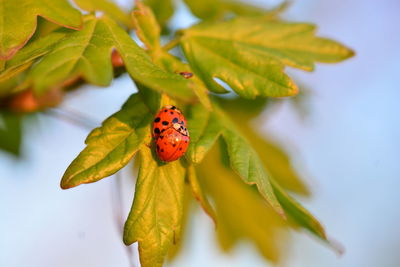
[198,144,286,262]
[183,98,318,239]
[61,93,152,189]
[73,0,133,28]
[217,96,310,195]
[153,52,212,110]
[183,0,284,20]
[133,3,211,109]
[186,103,222,164]
[132,2,161,50]
[271,179,327,242]
[0,0,82,59]
[103,16,196,102]
[124,145,186,267]
[181,17,354,98]
[187,164,217,224]
[25,15,195,101]
[183,101,284,217]
[29,16,115,94]
[221,126,285,217]
[143,0,174,28]
[0,30,68,82]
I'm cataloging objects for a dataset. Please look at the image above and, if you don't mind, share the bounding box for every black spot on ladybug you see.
[162,121,169,126]
[172,117,178,123]
[179,148,182,151]
[161,149,164,152]
[160,135,164,139]
[161,129,165,133]
[154,117,160,123]
[173,144,176,147]
[185,141,188,143]
[170,111,174,115]
[164,109,168,112]
[154,128,160,134]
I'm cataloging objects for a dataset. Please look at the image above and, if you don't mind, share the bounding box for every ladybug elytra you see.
[153,105,189,162]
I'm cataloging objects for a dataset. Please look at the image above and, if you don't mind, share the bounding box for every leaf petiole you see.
[162,36,182,51]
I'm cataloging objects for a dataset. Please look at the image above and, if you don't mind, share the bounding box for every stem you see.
[162,36,182,51]
[44,108,98,130]
[111,172,137,267]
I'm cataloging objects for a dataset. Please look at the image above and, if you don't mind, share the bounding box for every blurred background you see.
[1,0,399,266]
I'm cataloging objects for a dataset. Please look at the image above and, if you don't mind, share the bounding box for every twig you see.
[162,36,182,51]
[111,171,137,267]
[44,108,98,130]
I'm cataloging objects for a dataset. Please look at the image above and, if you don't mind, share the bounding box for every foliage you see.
[0,0,354,266]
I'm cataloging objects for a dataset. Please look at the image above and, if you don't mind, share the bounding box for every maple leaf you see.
[0,0,82,59]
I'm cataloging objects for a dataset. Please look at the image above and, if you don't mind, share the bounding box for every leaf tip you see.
[60,173,76,189]
[123,235,133,246]
[276,206,287,220]
[123,219,138,246]
[288,80,299,96]
[344,47,356,59]
[326,236,345,256]
[60,178,72,190]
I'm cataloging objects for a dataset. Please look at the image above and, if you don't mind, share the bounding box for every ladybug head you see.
[164,105,182,114]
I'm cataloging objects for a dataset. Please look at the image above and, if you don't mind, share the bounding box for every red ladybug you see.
[153,105,187,139]
[156,128,190,162]
[153,105,190,162]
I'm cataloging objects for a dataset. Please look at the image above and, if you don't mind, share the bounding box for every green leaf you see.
[101,16,197,102]
[143,0,174,28]
[0,111,22,155]
[29,15,115,94]
[0,0,82,59]
[124,145,186,267]
[167,183,193,260]
[250,133,311,196]
[271,179,327,241]
[73,0,133,28]
[183,101,284,217]
[25,15,195,101]
[183,0,284,20]
[216,96,328,242]
[133,3,211,109]
[60,93,152,189]
[186,103,222,164]
[221,123,285,217]
[181,17,354,98]
[198,144,286,262]
[132,2,161,50]
[0,30,68,82]
[187,164,217,224]
[31,17,65,40]
[217,96,310,195]
[153,52,212,110]
[182,0,221,20]
[223,1,289,19]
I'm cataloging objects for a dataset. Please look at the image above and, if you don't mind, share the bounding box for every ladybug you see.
[155,127,190,162]
[153,105,190,162]
[153,105,187,139]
